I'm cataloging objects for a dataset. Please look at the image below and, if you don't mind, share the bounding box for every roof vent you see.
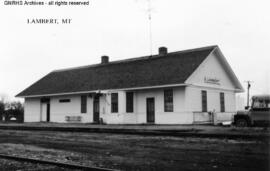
[158,47,168,55]
[101,56,109,64]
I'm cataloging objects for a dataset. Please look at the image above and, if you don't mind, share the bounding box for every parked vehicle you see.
[234,95,270,127]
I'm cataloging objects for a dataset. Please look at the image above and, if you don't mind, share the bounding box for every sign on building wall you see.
[204,77,220,85]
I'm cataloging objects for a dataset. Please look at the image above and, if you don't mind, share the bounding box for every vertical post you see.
[147,0,153,56]
[247,81,251,107]
[245,81,252,108]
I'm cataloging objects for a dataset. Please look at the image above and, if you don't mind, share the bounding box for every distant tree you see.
[0,101,4,112]
[10,101,24,111]
[5,101,24,122]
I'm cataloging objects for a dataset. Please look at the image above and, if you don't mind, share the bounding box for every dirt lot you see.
[0,130,269,171]
[0,158,71,171]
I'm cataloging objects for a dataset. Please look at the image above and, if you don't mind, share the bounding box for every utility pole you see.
[245,81,253,108]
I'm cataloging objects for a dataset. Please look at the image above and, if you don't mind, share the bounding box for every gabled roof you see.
[16,46,217,97]
[211,47,244,92]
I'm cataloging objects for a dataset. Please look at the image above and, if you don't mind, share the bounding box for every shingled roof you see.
[16,46,217,97]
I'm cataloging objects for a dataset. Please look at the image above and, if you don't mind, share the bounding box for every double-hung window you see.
[220,92,225,112]
[111,93,118,113]
[126,92,134,113]
[201,90,207,112]
[164,89,173,112]
[81,95,87,113]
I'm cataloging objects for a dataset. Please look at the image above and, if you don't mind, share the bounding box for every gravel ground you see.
[0,143,94,167]
[0,130,269,171]
[0,158,73,171]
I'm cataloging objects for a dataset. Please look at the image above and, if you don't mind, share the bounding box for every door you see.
[146,98,155,123]
[93,96,100,123]
[46,103,50,122]
[41,103,50,122]
[251,99,270,125]
[251,108,270,125]
[41,103,47,122]
[41,98,50,122]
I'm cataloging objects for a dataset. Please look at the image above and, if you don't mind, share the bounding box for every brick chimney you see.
[158,47,168,55]
[101,55,109,64]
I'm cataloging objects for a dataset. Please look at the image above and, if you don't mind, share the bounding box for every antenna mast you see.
[147,0,153,55]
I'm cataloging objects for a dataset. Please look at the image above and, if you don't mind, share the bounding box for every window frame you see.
[81,95,87,113]
[111,93,118,113]
[220,92,225,112]
[201,90,207,112]
[126,92,134,113]
[164,89,174,112]
[252,99,270,111]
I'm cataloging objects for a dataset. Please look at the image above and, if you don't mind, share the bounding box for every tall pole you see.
[147,0,153,56]
[245,81,252,107]
[137,0,154,55]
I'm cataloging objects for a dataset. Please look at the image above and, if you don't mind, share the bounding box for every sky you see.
[0,0,269,102]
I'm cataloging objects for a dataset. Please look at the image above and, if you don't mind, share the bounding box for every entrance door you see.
[46,103,50,122]
[93,96,100,123]
[146,98,155,123]
[41,103,47,122]
[41,98,50,122]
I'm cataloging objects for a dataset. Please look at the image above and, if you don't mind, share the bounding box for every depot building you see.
[16,46,244,124]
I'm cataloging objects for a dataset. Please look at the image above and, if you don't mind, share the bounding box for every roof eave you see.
[17,83,188,98]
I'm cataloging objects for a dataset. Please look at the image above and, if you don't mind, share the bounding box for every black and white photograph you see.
[0,0,269,170]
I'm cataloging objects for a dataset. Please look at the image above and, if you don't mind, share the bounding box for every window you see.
[252,99,270,111]
[59,99,70,103]
[111,93,118,113]
[164,89,173,112]
[126,92,134,113]
[201,90,207,112]
[253,99,270,108]
[220,92,225,112]
[81,95,87,113]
